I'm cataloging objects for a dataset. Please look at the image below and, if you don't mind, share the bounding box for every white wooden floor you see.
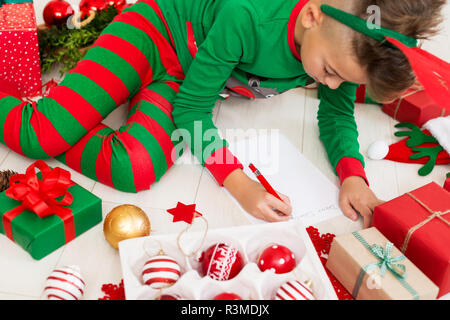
[0,1,449,300]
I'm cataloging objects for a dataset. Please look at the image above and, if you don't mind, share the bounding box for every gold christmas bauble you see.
[103,204,151,249]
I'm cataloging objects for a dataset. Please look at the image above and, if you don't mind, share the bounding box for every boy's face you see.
[296,2,368,89]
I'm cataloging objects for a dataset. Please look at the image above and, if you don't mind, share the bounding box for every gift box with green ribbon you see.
[326,227,439,300]
[0,160,102,260]
[373,182,450,298]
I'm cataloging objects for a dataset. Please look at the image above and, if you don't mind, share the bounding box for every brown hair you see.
[349,0,447,102]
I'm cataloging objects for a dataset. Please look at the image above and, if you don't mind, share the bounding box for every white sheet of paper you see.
[224,132,344,225]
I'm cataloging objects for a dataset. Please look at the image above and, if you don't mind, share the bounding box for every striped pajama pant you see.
[0,0,186,193]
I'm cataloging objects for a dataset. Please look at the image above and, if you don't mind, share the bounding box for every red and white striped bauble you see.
[141,255,181,289]
[43,266,85,300]
[275,280,315,300]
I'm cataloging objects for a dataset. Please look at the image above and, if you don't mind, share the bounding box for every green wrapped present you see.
[0,160,102,260]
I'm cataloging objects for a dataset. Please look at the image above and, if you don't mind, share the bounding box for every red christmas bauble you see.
[141,255,181,289]
[79,0,107,14]
[43,0,75,27]
[156,294,180,300]
[275,280,315,300]
[213,292,242,300]
[257,244,296,274]
[200,243,244,281]
[105,0,126,8]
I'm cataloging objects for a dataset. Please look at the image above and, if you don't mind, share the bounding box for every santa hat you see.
[368,116,450,176]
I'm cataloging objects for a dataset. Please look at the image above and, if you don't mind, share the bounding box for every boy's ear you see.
[301,3,325,29]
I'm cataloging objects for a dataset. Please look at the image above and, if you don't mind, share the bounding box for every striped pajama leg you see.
[0,0,185,192]
[57,79,184,192]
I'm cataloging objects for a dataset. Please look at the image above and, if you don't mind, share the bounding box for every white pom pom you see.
[367,140,389,160]
[44,266,85,300]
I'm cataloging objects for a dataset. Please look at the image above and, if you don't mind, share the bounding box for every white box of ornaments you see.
[117,218,338,300]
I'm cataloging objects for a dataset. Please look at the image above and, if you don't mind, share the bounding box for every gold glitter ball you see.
[103,204,151,249]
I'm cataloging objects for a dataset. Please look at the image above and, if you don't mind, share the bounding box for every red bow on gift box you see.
[2,160,76,242]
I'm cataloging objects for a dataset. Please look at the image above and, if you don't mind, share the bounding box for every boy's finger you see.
[353,201,373,229]
[373,198,385,208]
[278,192,291,205]
[339,198,358,221]
[266,194,292,216]
[260,205,291,222]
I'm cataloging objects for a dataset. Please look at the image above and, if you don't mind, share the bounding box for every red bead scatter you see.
[98,279,125,300]
[306,226,354,300]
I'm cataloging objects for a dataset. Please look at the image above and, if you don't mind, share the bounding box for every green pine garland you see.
[38,6,119,75]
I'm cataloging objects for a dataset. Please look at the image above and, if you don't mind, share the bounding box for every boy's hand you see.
[224,169,292,222]
[339,176,385,228]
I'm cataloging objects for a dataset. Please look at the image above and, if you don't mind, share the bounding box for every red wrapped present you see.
[355,84,380,105]
[0,1,42,98]
[445,173,450,192]
[382,87,448,127]
[372,182,450,297]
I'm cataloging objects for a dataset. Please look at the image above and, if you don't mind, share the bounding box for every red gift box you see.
[355,84,380,105]
[0,1,42,98]
[372,182,450,298]
[382,88,448,127]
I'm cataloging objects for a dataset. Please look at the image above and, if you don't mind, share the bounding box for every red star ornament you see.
[166,202,202,224]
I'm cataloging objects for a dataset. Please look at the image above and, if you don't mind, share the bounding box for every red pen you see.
[249,163,283,202]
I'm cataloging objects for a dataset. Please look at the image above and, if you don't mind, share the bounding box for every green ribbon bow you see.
[352,231,419,299]
[0,0,32,7]
[365,241,406,277]
[320,4,418,48]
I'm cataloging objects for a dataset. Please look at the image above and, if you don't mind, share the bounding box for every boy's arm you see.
[318,82,384,228]
[172,1,258,186]
[317,82,369,185]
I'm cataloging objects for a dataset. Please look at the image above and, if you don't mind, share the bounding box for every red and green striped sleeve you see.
[171,0,259,186]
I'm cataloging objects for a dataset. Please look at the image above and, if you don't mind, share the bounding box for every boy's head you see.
[296,0,446,102]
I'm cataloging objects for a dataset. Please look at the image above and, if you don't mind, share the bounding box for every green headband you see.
[320,4,418,48]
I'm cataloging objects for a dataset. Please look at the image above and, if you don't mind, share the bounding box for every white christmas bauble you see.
[142,255,181,289]
[367,140,389,160]
[275,280,315,300]
[44,266,85,300]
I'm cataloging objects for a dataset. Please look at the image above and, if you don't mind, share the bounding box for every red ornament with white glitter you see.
[257,244,297,274]
[199,243,244,281]
[275,280,315,300]
[43,265,85,300]
[213,292,243,300]
[141,254,181,289]
[0,3,42,98]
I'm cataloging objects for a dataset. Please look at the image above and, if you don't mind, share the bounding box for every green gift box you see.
[0,160,102,260]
